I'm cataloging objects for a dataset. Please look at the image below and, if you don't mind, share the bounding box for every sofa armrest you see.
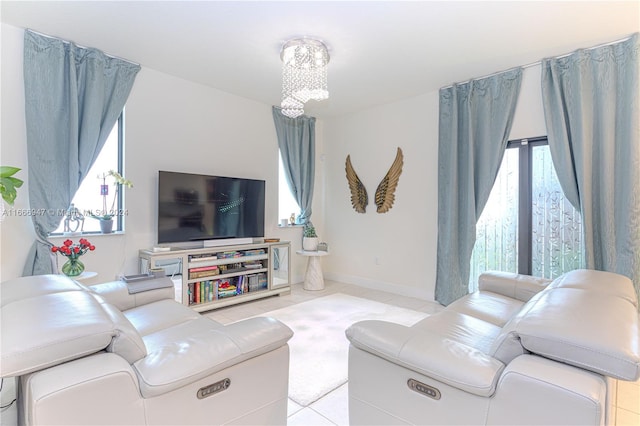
[479,271,551,302]
[133,317,293,397]
[486,355,608,425]
[345,320,504,397]
[21,352,146,426]
[90,279,174,311]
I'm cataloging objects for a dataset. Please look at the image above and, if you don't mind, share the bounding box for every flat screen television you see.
[157,171,265,245]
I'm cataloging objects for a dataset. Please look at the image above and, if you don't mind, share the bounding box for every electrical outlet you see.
[374,256,381,265]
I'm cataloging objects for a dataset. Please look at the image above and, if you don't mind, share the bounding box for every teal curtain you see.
[271,106,316,224]
[435,68,522,305]
[22,30,140,275]
[541,33,640,302]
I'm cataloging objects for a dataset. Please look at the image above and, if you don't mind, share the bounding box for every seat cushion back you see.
[487,291,546,364]
[512,270,640,381]
[1,290,114,377]
[95,298,147,363]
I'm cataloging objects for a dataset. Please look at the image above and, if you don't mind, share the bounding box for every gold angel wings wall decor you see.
[345,155,368,213]
[345,147,404,214]
[375,147,403,213]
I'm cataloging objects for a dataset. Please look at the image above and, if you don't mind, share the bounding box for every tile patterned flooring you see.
[1,279,638,425]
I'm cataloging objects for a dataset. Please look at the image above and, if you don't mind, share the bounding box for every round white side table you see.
[296,250,329,291]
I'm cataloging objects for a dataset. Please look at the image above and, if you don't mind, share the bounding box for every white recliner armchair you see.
[0,274,293,425]
[346,269,640,425]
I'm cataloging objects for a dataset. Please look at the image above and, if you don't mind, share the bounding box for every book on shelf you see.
[235,275,250,295]
[243,249,266,256]
[189,265,219,272]
[218,279,237,298]
[189,253,218,262]
[218,251,242,259]
[243,261,262,269]
[189,267,220,279]
[247,273,268,292]
[188,280,218,305]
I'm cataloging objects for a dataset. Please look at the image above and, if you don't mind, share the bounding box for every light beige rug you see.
[259,293,429,406]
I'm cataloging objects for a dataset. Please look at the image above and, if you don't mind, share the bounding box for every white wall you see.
[322,92,439,299]
[0,23,315,283]
[0,22,550,299]
[321,65,547,301]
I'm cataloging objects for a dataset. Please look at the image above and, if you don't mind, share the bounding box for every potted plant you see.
[302,222,319,251]
[0,166,23,206]
[89,170,133,233]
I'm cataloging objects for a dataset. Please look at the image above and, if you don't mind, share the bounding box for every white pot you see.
[303,237,319,251]
[99,218,114,234]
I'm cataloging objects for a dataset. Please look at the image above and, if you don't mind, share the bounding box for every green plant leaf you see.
[0,167,23,206]
[0,166,21,178]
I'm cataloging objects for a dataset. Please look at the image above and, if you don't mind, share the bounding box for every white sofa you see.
[0,274,293,425]
[346,269,640,425]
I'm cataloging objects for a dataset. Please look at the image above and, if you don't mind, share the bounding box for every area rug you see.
[258,293,429,406]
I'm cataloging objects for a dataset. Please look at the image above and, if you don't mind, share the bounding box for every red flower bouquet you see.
[52,238,95,277]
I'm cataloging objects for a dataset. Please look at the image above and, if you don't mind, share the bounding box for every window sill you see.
[49,231,125,239]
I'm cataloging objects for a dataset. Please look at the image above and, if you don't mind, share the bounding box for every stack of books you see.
[188,265,219,280]
[217,280,237,298]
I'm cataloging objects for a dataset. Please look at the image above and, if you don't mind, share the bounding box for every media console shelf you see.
[139,241,291,312]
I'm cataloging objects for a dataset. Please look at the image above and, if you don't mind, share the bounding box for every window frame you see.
[511,135,549,275]
[50,112,125,235]
[471,134,583,288]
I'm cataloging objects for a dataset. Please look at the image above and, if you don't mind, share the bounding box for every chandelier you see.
[280,38,330,118]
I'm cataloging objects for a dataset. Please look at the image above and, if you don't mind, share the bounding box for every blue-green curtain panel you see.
[272,106,316,224]
[23,30,140,276]
[541,33,640,303]
[435,68,522,305]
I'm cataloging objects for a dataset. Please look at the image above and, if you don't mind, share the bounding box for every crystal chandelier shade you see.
[280,38,330,118]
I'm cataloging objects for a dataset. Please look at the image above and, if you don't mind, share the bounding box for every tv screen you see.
[157,171,265,244]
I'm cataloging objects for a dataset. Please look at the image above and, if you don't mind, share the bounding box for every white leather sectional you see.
[0,275,293,425]
[346,269,640,425]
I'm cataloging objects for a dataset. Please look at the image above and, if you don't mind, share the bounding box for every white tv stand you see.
[139,241,291,312]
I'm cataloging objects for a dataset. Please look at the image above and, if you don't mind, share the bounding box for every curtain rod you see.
[26,28,140,67]
[441,33,637,90]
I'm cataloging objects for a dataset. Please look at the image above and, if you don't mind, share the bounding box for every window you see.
[278,151,301,225]
[52,114,124,234]
[469,136,584,290]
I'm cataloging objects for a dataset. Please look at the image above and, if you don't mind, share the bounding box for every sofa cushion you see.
[1,291,114,377]
[91,279,175,312]
[478,271,551,302]
[133,317,293,397]
[548,269,638,307]
[516,286,640,381]
[487,291,547,364]
[412,310,502,355]
[141,317,224,354]
[448,291,524,327]
[346,320,505,397]
[124,299,201,337]
[0,274,89,307]
[99,302,148,363]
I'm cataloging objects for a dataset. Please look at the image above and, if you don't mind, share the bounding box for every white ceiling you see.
[2,1,639,118]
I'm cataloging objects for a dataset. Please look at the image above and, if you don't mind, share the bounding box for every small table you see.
[296,250,329,291]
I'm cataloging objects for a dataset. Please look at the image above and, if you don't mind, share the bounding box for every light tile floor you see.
[1,280,638,425]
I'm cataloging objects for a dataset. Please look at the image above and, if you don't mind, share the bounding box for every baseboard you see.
[323,272,435,302]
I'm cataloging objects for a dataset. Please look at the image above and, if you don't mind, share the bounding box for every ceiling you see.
[2,1,639,118]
